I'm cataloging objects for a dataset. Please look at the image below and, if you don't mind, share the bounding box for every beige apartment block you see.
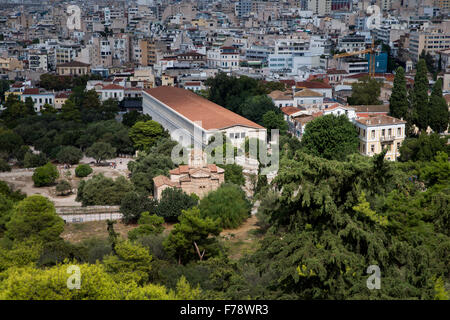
[56,61,90,76]
[409,22,450,62]
[0,57,23,71]
[354,115,406,161]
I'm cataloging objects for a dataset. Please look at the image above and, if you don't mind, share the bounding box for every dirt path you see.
[0,158,132,207]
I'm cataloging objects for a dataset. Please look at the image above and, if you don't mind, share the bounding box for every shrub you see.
[23,152,48,168]
[127,212,164,241]
[156,187,198,222]
[120,191,157,224]
[75,164,93,178]
[76,173,133,206]
[0,159,11,172]
[56,146,83,165]
[55,180,72,196]
[32,162,59,187]
[198,183,251,229]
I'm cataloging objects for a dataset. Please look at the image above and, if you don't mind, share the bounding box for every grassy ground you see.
[62,215,262,260]
[61,220,137,243]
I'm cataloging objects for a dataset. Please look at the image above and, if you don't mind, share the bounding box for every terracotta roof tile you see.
[153,175,178,187]
[294,88,323,97]
[355,114,406,126]
[280,106,301,115]
[296,81,332,89]
[144,86,264,130]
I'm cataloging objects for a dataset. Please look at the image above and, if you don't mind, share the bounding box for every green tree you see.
[389,67,409,119]
[412,59,430,130]
[300,114,359,161]
[198,183,251,229]
[60,99,81,122]
[241,95,278,125]
[348,76,382,105]
[129,120,165,152]
[127,212,164,241]
[399,133,450,162]
[5,195,65,243]
[428,78,449,133]
[263,110,288,136]
[101,98,119,120]
[0,128,24,159]
[0,79,10,102]
[217,163,245,186]
[127,152,174,195]
[120,191,158,224]
[122,110,152,127]
[32,162,59,187]
[0,158,10,172]
[163,207,222,264]
[76,174,133,206]
[56,146,83,165]
[420,49,436,74]
[55,180,72,196]
[156,187,198,222]
[75,164,93,177]
[85,142,116,164]
[41,103,57,114]
[103,240,153,285]
[23,152,48,168]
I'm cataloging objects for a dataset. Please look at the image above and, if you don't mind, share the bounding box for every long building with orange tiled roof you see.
[142,86,267,148]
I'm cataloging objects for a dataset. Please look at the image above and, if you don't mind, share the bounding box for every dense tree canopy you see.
[300,114,359,161]
[199,183,251,229]
[348,76,382,105]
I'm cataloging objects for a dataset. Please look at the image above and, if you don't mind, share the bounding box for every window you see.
[397,127,401,136]
[229,133,233,139]
[371,144,375,153]
[241,132,246,138]
[388,128,391,136]
[371,130,375,138]
[382,129,385,136]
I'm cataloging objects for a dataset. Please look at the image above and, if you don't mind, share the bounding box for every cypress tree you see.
[412,59,430,131]
[428,79,449,133]
[389,67,408,119]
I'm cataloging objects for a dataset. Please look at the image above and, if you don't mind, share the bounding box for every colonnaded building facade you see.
[142,86,267,148]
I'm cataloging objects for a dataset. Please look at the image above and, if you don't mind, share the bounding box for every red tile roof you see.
[22,88,39,95]
[102,84,124,90]
[355,114,406,126]
[296,81,332,89]
[280,106,301,115]
[144,86,264,130]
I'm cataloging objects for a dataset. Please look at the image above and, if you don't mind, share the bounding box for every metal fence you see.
[55,206,122,223]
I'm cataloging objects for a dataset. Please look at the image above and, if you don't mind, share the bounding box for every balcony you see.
[380,135,395,142]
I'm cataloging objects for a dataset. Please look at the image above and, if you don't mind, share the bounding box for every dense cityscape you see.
[0,0,449,303]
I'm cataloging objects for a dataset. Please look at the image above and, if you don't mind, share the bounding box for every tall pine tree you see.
[412,59,430,131]
[428,78,449,133]
[389,67,408,119]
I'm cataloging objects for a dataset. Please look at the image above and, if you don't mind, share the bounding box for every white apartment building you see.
[207,46,240,72]
[28,53,48,71]
[307,0,331,16]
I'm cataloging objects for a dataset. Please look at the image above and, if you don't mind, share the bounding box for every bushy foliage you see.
[199,183,251,229]
[120,191,158,224]
[32,162,59,187]
[301,114,359,161]
[5,195,64,243]
[164,207,222,265]
[76,174,133,206]
[156,187,198,222]
[75,164,93,177]
[56,146,83,165]
[127,212,165,241]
